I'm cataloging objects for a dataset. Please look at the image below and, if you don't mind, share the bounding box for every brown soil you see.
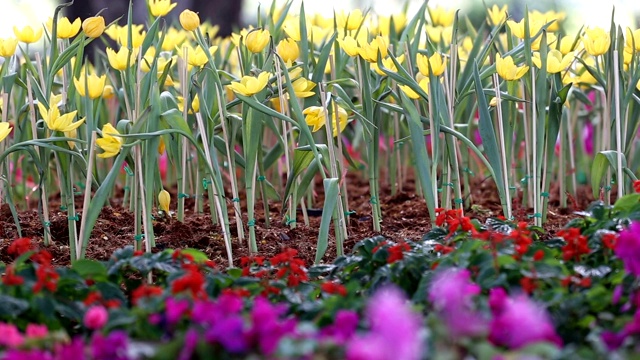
[0,172,599,268]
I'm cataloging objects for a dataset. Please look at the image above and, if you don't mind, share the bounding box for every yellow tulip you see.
[117,26,146,48]
[149,0,177,17]
[74,72,107,99]
[283,17,302,42]
[160,28,187,51]
[302,105,349,137]
[626,28,640,52]
[102,85,115,100]
[37,95,85,133]
[229,72,271,96]
[65,128,77,149]
[55,17,82,39]
[13,25,43,43]
[158,189,171,213]
[158,136,166,155]
[507,18,544,40]
[291,78,316,98]
[0,122,12,143]
[529,10,565,32]
[245,29,270,53]
[336,9,364,31]
[399,77,429,99]
[425,25,453,45]
[0,37,18,57]
[96,123,123,158]
[277,38,299,63]
[106,47,136,70]
[583,27,610,56]
[372,54,405,76]
[487,5,508,26]
[338,36,359,57]
[177,94,200,114]
[358,36,388,63]
[377,13,407,37]
[82,16,105,38]
[417,53,446,77]
[558,35,582,55]
[531,32,557,51]
[180,9,200,31]
[429,6,455,27]
[532,50,574,74]
[178,44,217,69]
[495,53,529,81]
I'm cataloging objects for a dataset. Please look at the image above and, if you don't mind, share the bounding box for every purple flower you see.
[192,293,243,326]
[346,286,424,360]
[489,293,562,349]
[320,310,359,344]
[178,329,199,360]
[582,121,594,155]
[615,222,640,276]
[601,331,627,351]
[54,337,86,360]
[91,331,130,360]
[429,268,486,337]
[248,297,297,355]
[612,285,623,305]
[166,297,191,325]
[3,350,53,360]
[205,315,247,353]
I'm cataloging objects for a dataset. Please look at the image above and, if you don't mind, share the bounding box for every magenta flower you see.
[0,323,25,348]
[582,121,594,155]
[489,291,562,349]
[429,268,487,337]
[615,221,640,276]
[346,286,424,360]
[84,305,108,330]
[166,297,190,325]
[320,310,359,344]
[25,324,48,339]
[91,331,129,360]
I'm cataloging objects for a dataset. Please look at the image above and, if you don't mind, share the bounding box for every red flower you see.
[33,264,59,293]
[387,242,410,264]
[270,248,308,287]
[2,265,24,286]
[558,228,590,262]
[171,267,206,299]
[30,250,53,266]
[434,244,454,254]
[84,291,103,306]
[133,250,144,257]
[132,285,164,305]
[222,287,251,297]
[509,222,533,258]
[601,232,618,250]
[634,180,640,193]
[533,250,545,261]
[321,281,347,296]
[435,208,477,236]
[520,277,537,294]
[7,238,33,257]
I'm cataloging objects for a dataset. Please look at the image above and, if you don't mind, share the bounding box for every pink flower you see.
[489,291,562,349]
[429,268,486,337]
[0,323,24,348]
[84,306,108,330]
[346,286,424,360]
[583,122,594,155]
[615,222,640,276]
[25,324,48,339]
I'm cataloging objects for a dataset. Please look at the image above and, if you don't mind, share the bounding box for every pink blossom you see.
[615,222,640,276]
[489,291,562,349]
[429,268,486,337]
[84,306,109,330]
[0,323,25,348]
[346,286,424,360]
[582,122,594,155]
[25,324,48,339]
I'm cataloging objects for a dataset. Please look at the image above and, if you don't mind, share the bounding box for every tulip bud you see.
[245,29,270,53]
[82,16,105,38]
[180,9,200,31]
[158,189,171,214]
[276,38,299,63]
[158,136,166,155]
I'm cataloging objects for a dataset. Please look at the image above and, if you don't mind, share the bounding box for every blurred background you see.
[2,0,640,39]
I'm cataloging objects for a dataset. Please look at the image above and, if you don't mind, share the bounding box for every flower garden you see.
[1,0,640,358]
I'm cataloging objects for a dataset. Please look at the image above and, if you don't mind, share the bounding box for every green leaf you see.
[613,193,640,213]
[283,149,316,205]
[179,249,210,263]
[0,295,29,317]
[315,178,340,264]
[71,259,107,279]
[591,150,628,198]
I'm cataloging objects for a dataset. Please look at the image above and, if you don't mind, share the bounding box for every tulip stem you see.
[78,132,97,260]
